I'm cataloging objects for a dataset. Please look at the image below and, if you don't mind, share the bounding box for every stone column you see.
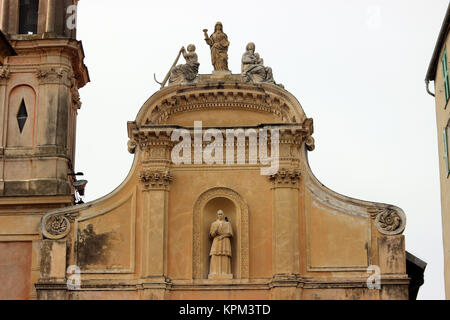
[269,168,301,299]
[45,0,56,33]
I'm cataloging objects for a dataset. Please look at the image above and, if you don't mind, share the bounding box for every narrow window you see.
[444,125,450,178]
[19,0,39,35]
[17,99,28,133]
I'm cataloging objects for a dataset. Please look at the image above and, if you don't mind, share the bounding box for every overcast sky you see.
[75,0,449,299]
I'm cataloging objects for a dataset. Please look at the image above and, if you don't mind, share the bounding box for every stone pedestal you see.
[208,273,233,280]
[212,70,232,76]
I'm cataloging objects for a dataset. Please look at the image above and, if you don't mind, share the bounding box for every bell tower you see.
[0,0,88,299]
[0,0,89,199]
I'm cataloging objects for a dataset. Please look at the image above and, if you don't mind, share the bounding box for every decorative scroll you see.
[41,211,80,240]
[367,206,406,235]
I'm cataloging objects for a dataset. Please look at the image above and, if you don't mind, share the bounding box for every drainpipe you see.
[425,80,435,97]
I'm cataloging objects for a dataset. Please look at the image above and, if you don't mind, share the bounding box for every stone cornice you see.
[128,122,314,154]
[35,275,410,292]
[9,38,90,88]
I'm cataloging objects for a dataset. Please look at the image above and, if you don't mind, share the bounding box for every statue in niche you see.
[169,44,200,84]
[241,42,276,84]
[208,210,233,279]
[203,22,230,72]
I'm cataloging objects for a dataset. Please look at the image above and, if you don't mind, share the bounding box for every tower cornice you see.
[8,38,90,88]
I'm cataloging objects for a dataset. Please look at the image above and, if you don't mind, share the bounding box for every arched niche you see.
[6,85,36,147]
[193,187,249,280]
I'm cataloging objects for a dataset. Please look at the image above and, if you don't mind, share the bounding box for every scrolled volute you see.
[367,206,406,235]
[41,211,80,240]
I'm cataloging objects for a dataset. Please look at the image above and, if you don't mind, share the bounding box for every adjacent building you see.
[426,3,450,300]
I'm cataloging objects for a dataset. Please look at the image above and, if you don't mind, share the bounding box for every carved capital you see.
[41,211,79,240]
[70,74,81,110]
[140,169,172,190]
[269,168,301,188]
[37,67,71,86]
[367,206,406,235]
[131,131,174,161]
[0,66,10,79]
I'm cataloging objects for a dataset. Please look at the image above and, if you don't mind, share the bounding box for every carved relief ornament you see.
[41,211,80,240]
[37,67,73,86]
[139,169,172,190]
[269,168,301,188]
[0,66,10,81]
[128,130,174,156]
[144,89,297,126]
[367,206,406,235]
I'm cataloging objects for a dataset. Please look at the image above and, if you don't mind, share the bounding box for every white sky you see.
[75,0,449,299]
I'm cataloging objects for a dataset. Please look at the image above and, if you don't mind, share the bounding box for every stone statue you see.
[241,42,275,84]
[208,210,233,279]
[169,44,200,84]
[203,22,230,72]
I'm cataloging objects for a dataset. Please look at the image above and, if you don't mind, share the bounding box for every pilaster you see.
[137,132,173,294]
[269,168,301,298]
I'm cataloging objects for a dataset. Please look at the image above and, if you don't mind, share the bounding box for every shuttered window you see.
[444,125,450,178]
[442,48,450,104]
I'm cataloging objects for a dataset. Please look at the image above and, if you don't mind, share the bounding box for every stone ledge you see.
[1,179,71,197]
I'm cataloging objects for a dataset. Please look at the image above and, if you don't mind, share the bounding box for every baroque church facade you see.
[0,1,425,300]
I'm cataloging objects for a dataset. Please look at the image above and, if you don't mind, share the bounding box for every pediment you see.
[134,79,307,128]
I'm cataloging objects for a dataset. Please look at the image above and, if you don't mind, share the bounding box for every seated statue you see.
[241,42,275,84]
[169,44,200,84]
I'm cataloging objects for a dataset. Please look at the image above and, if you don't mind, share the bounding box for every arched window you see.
[19,0,39,34]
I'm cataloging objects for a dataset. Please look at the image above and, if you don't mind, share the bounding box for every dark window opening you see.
[19,0,39,35]
[17,99,28,133]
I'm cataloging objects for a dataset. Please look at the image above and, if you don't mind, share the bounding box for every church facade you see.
[0,1,424,300]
